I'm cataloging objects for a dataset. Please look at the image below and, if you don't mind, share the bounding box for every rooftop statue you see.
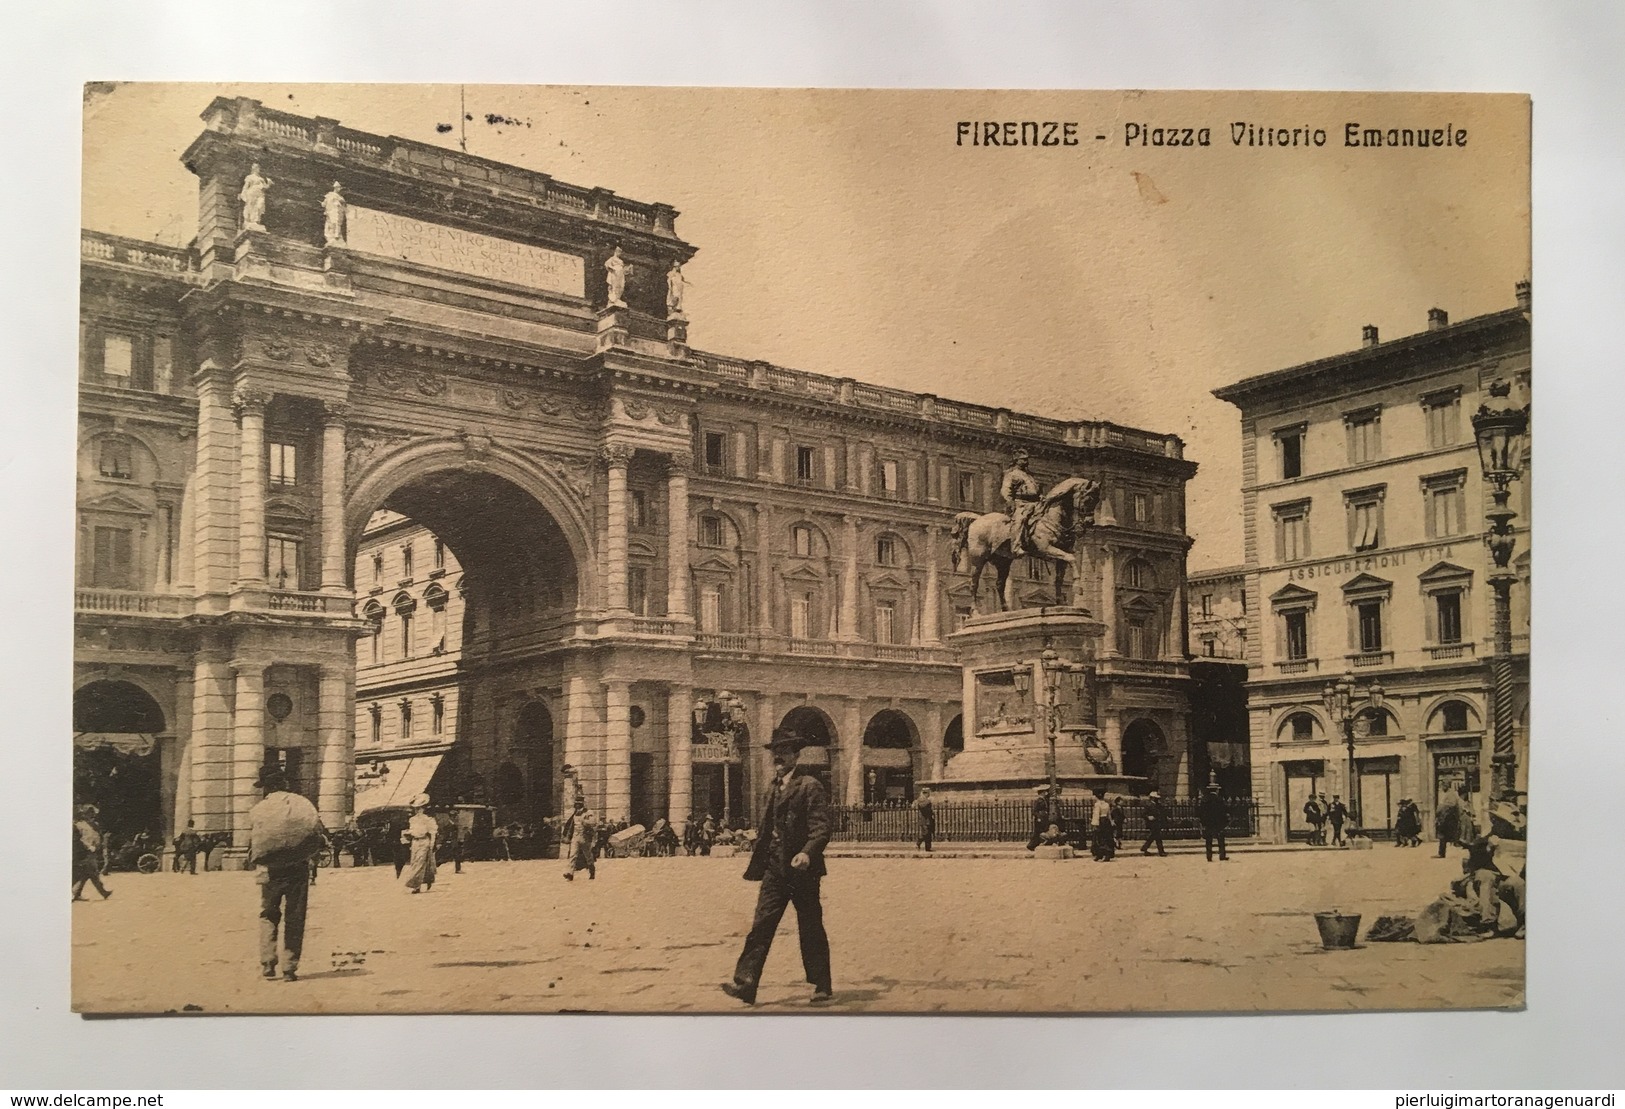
[239,163,272,231]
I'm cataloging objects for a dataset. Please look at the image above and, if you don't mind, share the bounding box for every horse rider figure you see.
[1001,448,1042,557]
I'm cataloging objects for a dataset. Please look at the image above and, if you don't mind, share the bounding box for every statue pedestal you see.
[924,606,1148,801]
[596,305,630,352]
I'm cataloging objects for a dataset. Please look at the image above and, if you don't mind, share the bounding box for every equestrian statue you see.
[950,448,1102,612]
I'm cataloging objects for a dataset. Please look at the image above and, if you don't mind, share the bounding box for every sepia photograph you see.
[70,83,1531,1016]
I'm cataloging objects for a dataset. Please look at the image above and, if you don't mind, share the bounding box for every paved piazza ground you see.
[72,847,1523,1015]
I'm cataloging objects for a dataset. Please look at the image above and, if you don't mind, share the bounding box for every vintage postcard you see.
[73,84,1529,1014]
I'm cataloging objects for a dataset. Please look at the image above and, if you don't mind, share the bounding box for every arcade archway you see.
[346,460,585,823]
[778,705,837,799]
[861,709,919,805]
[73,680,166,846]
[1121,718,1165,782]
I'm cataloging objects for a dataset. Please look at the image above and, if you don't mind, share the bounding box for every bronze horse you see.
[950,476,1101,611]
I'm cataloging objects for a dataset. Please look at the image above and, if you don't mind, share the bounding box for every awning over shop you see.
[353,752,446,814]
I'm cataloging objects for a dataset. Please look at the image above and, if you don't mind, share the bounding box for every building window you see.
[1288,712,1315,742]
[1436,701,1471,732]
[371,552,384,587]
[369,704,382,745]
[699,587,721,633]
[267,535,302,590]
[699,515,724,548]
[628,566,648,616]
[1123,559,1152,590]
[1240,588,1248,614]
[953,606,973,632]
[1200,593,1213,617]
[98,439,133,479]
[796,445,816,483]
[1356,601,1383,653]
[1127,612,1156,660]
[400,544,414,581]
[103,334,134,383]
[1435,591,1463,644]
[1422,471,1468,538]
[958,471,977,507]
[400,701,414,741]
[1345,486,1386,552]
[1201,636,1217,657]
[790,593,811,639]
[362,602,385,665]
[1273,501,1311,562]
[1357,707,1388,737]
[879,459,899,497]
[268,443,297,488]
[874,601,896,644]
[431,696,445,736]
[1283,611,1309,660]
[791,525,812,558]
[1423,390,1462,449]
[876,535,897,566]
[630,489,649,528]
[393,592,417,658]
[1275,426,1305,480]
[704,431,726,471]
[1345,409,1381,465]
[1132,492,1150,523]
[433,538,446,571]
[90,525,135,589]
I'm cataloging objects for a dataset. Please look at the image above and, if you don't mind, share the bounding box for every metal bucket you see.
[1314,911,1362,949]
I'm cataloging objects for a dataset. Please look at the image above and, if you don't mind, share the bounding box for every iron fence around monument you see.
[829,797,1259,844]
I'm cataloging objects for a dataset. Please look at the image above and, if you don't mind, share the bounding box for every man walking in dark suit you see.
[1198,781,1230,862]
[721,730,833,1006]
[1140,790,1168,857]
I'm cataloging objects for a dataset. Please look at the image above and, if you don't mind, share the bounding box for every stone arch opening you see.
[861,709,919,805]
[73,679,167,847]
[1121,717,1165,781]
[514,701,558,820]
[778,705,838,799]
[943,714,964,754]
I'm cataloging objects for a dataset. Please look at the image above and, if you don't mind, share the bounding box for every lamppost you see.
[1471,379,1530,796]
[1322,672,1385,827]
[692,691,748,821]
[1012,648,1088,803]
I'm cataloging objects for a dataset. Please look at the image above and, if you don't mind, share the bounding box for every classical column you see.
[839,514,861,641]
[191,362,238,601]
[666,685,693,826]
[921,702,945,784]
[603,680,633,822]
[602,444,633,613]
[316,665,351,828]
[230,663,266,844]
[664,451,691,618]
[320,402,350,593]
[921,526,942,644]
[188,652,233,833]
[234,387,269,587]
[562,673,600,811]
[756,504,775,634]
[749,691,778,823]
[1099,543,1119,656]
[171,671,195,834]
[1171,555,1190,660]
[840,698,866,808]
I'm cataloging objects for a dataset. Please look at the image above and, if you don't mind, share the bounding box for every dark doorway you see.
[1121,718,1165,781]
[515,701,556,820]
[631,752,656,828]
[692,762,744,826]
[73,680,166,846]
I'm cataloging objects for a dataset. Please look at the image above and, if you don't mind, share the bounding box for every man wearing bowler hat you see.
[720,729,833,1006]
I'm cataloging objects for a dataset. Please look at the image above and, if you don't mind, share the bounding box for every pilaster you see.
[922,526,942,644]
[839,514,861,641]
[188,652,234,833]
[233,386,269,588]
[320,402,350,593]
[316,665,351,828]
[601,444,633,613]
[230,663,266,844]
[664,451,691,618]
[666,684,693,826]
[603,680,633,822]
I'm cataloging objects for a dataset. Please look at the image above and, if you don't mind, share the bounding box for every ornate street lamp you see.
[1014,649,1088,805]
[1322,672,1385,827]
[1471,379,1530,795]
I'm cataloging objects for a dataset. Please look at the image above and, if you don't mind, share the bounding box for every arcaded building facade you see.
[75,97,1200,848]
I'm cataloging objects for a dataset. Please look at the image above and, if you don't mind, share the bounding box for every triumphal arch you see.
[75,98,1199,850]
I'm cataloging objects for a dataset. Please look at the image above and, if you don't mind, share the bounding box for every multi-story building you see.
[74,96,1200,849]
[1213,294,1531,842]
[1188,565,1248,661]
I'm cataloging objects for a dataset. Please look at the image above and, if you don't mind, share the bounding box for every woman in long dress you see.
[562,802,597,881]
[401,794,438,893]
